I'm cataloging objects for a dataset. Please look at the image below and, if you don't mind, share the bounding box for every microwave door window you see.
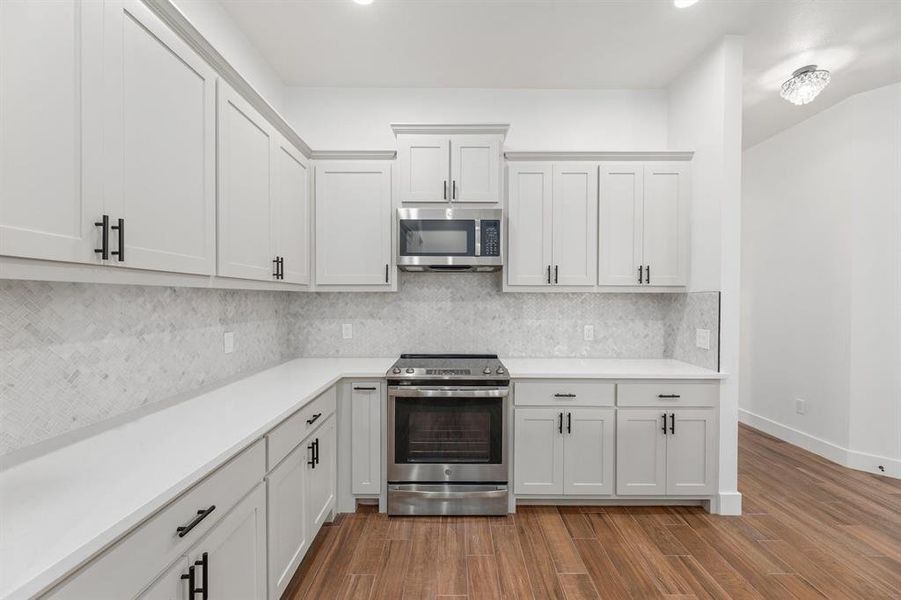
[400,220,475,256]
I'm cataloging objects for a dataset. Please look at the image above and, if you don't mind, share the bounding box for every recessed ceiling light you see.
[354,0,373,4]
[674,0,700,7]
[780,65,832,105]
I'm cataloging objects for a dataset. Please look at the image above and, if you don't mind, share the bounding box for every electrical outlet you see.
[583,325,595,341]
[223,331,235,354]
[342,323,353,339]
[695,328,711,350]
[796,398,806,415]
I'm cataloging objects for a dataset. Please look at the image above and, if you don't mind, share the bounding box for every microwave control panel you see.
[480,220,501,257]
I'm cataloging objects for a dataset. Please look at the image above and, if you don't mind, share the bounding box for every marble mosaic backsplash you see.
[1,274,718,457]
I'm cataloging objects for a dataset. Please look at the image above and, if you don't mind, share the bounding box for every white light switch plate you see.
[583,325,594,341]
[223,331,235,354]
[342,323,353,339]
[796,398,806,415]
[695,328,711,350]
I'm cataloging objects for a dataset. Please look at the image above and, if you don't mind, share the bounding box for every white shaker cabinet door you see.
[616,409,667,495]
[514,408,564,495]
[507,163,553,287]
[102,0,216,275]
[307,415,337,535]
[315,162,392,286]
[598,164,643,286]
[267,442,309,600]
[397,135,449,203]
[272,135,310,285]
[562,409,614,495]
[351,383,382,495]
[136,557,190,600]
[642,163,689,286]
[0,0,104,264]
[217,81,275,281]
[450,135,501,203]
[666,410,717,495]
[552,163,598,286]
[190,483,268,600]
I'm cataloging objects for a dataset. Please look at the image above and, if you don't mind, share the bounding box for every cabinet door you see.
[190,483,267,600]
[616,409,667,495]
[217,81,274,281]
[513,408,564,495]
[315,162,392,285]
[450,136,500,203]
[267,443,309,600]
[552,163,598,286]
[562,409,614,495]
[507,163,552,287]
[137,557,190,600]
[0,0,103,264]
[102,0,216,275]
[666,410,716,495]
[272,135,310,285]
[598,164,643,286]
[351,383,381,495]
[397,135,449,203]
[642,163,689,286]
[307,416,337,535]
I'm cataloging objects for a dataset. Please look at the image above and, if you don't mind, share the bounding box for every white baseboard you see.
[739,408,900,479]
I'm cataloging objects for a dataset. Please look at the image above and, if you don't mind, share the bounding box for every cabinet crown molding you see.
[504,151,694,161]
[310,150,397,160]
[391,123,510,137]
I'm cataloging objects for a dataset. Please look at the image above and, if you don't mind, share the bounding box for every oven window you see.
[394,397,503,464]
[399,220,475,256]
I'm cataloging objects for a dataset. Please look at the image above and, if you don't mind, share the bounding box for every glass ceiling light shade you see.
[780,65,831,106]
[674,0,700,7]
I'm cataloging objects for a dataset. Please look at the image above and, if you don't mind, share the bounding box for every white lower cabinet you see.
[306,415,337,533]
[137,558,190,600]
[266,444,310,600]
[351,383,381,495]
[514,407,614,496]
[616,408,716,496]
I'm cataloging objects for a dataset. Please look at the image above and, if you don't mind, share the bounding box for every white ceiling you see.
[219,0,901,148]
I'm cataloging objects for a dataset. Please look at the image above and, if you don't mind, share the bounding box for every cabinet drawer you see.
[268,386,337,470]
[514,381,615,407]
[46,440,265,599]
[616,382,718,407]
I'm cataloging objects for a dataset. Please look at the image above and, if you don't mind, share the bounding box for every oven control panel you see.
[480,220,501,257]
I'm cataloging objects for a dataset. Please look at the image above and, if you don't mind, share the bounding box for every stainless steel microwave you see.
[397,208,503,272]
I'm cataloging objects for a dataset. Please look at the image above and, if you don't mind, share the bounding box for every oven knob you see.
[496,367,505,374]
[483,367,491,375]
[392,367,401,374]
[405,368,415,374]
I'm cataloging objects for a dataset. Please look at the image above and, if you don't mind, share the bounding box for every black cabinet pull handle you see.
[452,180,456,200]
[646,265,650,284]
[194,552,209,600]
[443,180,447,200]
[661,414,667,435]
[566,412,572,434]
[638,265,643,284]
[308,442,316,468]
[669,412,675,435]
[314,438,320,466]
[94,215,109,260]
[554,265,558,284]
[385,263,389,283]
[273,257,280,279]
[176,505,216,538]
[658,394,681,399]
[554,393,576,398]
[558,413,563,434]
[181,565,196,598]
[110,218,124,261]
[354,386,377,391]
[278,257,284,280]
[306,412,322,425]
[547,265,551,284]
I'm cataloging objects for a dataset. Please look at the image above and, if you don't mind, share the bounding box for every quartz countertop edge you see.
[0,356,720,599]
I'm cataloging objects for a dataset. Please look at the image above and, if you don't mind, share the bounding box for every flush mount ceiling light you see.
[780,65,831,106]
[674,0,700,7]
[354,0,373,4]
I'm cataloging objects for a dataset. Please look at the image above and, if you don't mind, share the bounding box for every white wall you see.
[283,87,668,151]
[172,0,287,114]
[742,82,901,477]
[667,37,745,514]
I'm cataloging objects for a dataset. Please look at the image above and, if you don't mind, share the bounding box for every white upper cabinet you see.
[394,126,506,205]
[0,0,103,264]
[507,162,598,287]
[272,135,311,285]
[599,162,689,287]
[217,81,275,282]
[103,0,216,275]
[315,161,392,286]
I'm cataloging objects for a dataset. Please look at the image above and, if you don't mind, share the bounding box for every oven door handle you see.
[388,386,509,398]
[389,485,508,500]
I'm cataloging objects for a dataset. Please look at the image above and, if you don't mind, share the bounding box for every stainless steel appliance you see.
[397,208,502,272]
[387,354,509,515]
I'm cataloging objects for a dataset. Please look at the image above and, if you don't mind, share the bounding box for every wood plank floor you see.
[285,424,901,599]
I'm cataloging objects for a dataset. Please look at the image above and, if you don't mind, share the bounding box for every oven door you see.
[388,386,508,483]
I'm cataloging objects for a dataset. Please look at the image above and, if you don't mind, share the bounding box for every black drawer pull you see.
[354,386,377,391]
[658,394,681,399]
[176,505,215,538]
[94,215,109,260]
[306,412,322,425]
[554,393,576,398]
[110,218,124,261]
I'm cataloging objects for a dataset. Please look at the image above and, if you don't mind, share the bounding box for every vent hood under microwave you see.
[397,208,503,272]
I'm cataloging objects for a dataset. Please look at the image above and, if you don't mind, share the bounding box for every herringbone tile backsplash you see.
[1,274,718,456]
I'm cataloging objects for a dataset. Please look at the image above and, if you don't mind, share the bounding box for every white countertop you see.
[502,358,724,380]
[0,358,394,600]
[0,355,721,599]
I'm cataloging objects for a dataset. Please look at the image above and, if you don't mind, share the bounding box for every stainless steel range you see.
[387,354,509,516]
